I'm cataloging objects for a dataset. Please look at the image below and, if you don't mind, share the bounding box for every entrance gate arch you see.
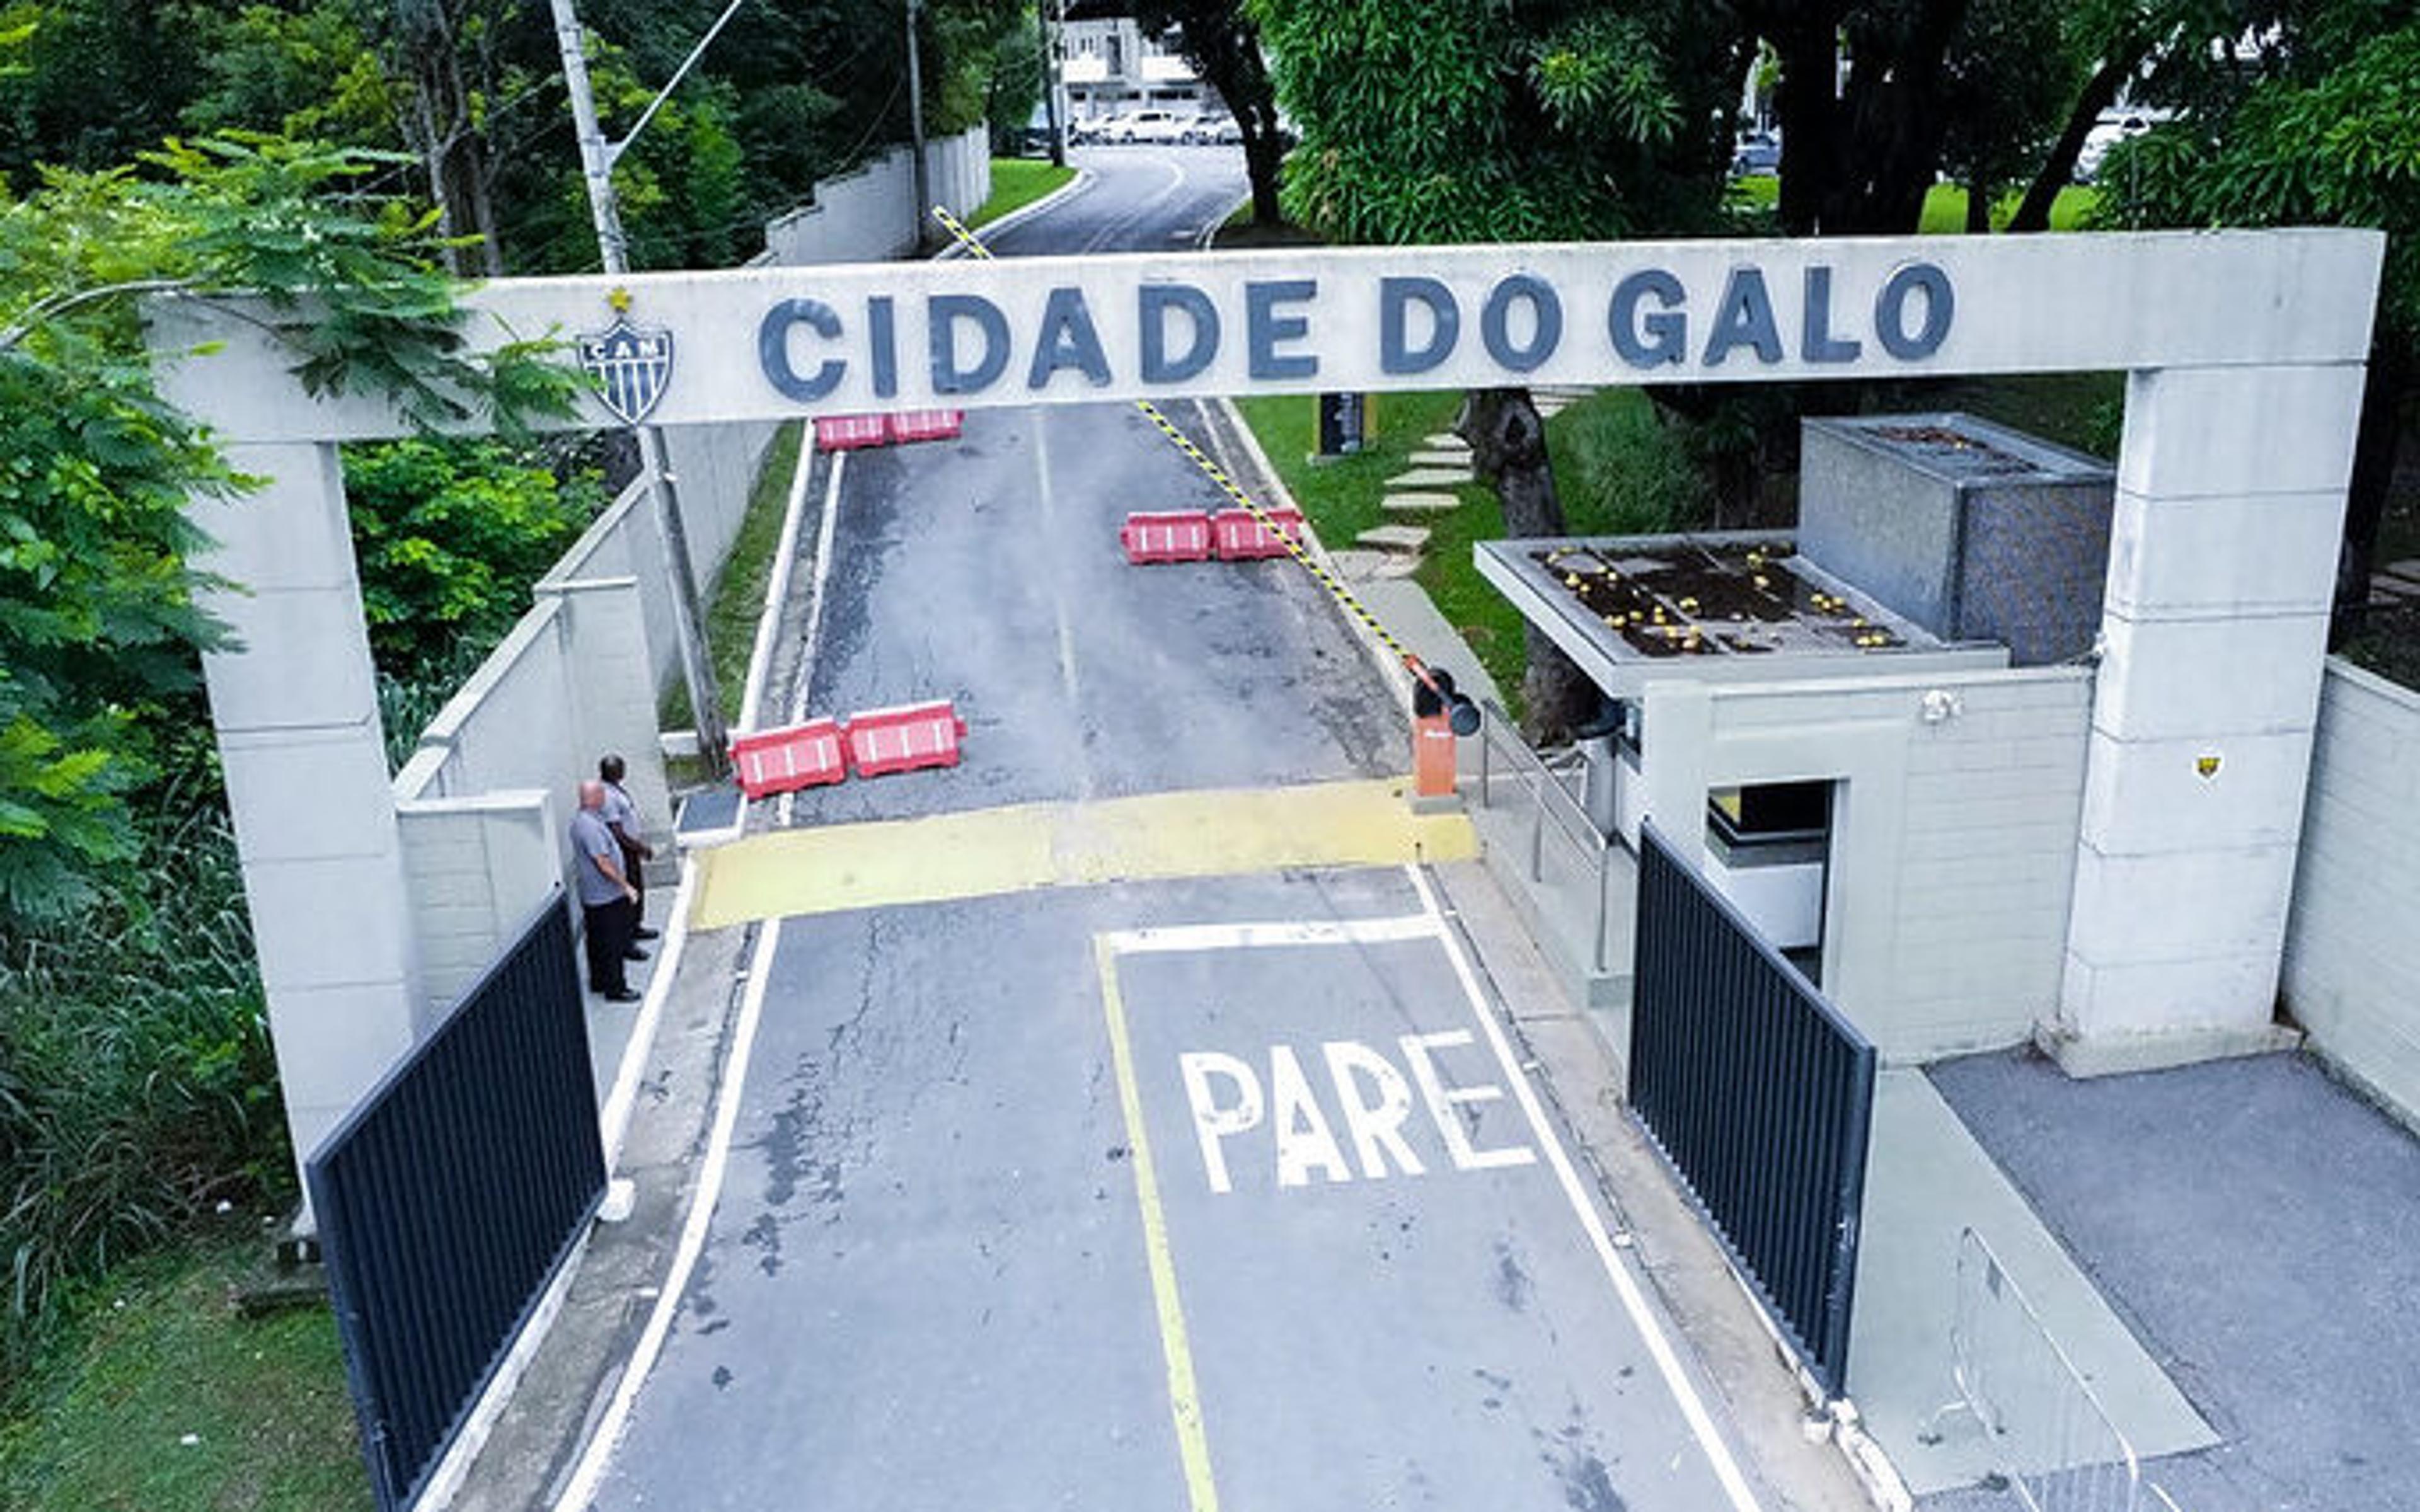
[147,227,2383,1178]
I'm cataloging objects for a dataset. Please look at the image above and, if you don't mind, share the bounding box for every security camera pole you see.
[550,0,737,776]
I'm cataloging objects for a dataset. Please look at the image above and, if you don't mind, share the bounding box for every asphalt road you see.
[584,149,1765,1512]
[785,146,1393,825]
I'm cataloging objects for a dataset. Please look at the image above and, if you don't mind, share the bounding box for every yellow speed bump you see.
[689,777,1476,929]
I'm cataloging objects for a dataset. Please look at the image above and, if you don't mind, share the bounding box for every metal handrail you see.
[1472,699,1625,970]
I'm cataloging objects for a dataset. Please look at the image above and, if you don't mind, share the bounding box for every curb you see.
[935,166,1096,258]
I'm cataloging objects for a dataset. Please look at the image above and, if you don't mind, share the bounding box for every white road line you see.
[1102,914,1440,956]
[787,448,848,732]
[1403,862,1768,1512]
[552,912,785,1512]
[735,427,819,733]
[1027,410,1093,798]
[553,440,845,1510]
[1082,154,1188,254]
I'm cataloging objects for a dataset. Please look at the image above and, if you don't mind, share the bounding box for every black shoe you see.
[625,946,650,961]
[633,926,661,941]
[603,988,643,1004]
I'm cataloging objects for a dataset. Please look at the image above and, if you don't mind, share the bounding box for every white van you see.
[1110,109,1187,145]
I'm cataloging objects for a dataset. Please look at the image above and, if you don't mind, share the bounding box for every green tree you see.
[1250,0,1742,736]
[345,440,606,674]
[1134,0,1288,225]
[2103,11,2420,631]
[0,1,205,186]
[1939,0,2073,231]
[0,132,577,922]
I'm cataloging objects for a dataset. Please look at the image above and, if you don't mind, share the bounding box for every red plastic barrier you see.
[1119,510,1215,564]
[886,409,965,445]
[813,413,890,451]
[844,700,969,778]
[1211,507,1306,561]
[730,718,848,799]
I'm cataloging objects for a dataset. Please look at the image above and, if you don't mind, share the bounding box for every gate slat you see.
[306,893,606,1511]
[1628,823,1876,1399]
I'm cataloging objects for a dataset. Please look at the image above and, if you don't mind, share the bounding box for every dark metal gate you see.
[306,891,606,1510]
[1630,822,1876,1399]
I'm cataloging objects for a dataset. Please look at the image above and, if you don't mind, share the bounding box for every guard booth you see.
[1468,407,2255,1469]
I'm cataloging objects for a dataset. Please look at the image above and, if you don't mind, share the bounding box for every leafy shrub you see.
[1553,390,1708,536]
[0,791,282,1393]
[343,438,605,679]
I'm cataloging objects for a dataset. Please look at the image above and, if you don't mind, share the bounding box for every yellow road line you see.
[689,777,1476,929]
[1095,937,1221,1512]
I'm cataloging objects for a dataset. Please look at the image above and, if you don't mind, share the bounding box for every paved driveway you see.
[570,149,1768,1512]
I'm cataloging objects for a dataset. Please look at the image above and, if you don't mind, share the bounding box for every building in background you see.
[1060,11,1209,123]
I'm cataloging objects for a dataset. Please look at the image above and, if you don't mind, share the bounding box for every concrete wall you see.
[1639,667,2095,1063]
[391,578,666,1016]
[2281,659,2420,1126]
[763,125,991,265]
[395,791,560,1009]
[542,422,778,697]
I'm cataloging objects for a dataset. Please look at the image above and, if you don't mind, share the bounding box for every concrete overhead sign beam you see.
[151,229,2382,443]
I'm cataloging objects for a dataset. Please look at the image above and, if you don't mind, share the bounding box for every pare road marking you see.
[1178,1032,1536,1194]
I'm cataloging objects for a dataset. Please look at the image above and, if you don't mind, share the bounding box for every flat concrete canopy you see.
[1476,530,2001,702]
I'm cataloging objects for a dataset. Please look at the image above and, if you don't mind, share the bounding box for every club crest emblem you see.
[578,303,673,426]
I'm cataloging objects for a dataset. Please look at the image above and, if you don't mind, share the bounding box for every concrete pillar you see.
[2056,364,2367,1072]
[192,444,425,1183]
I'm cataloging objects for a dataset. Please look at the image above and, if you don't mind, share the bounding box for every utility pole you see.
[1040,0,1065,168]
[550,0,732,774]
[906,0,933,251]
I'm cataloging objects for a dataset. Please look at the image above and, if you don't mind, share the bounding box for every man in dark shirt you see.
[570,780,641,1002]
[598,753,659,949]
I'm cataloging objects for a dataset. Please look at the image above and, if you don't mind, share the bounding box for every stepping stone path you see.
[1382,491,1462,515]
[1408,450,1473,468]
[1424,433,1471,450]
[1357,524,1432,554]
[1328,549,1422,583]
[1528,384,1593,419]
[1387,467,1477,490]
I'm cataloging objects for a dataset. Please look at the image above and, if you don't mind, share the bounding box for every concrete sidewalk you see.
[1926,1049,2420,1512]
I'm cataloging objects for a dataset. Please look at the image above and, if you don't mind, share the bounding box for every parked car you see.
[1731,132,1781,177]
[1181,111,1242,146]
[1109,108,1189,145]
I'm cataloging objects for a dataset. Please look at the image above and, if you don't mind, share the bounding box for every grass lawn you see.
[0,1223,367,1512]
[661,419,804,741]
[1231,388,1702,714]
[1727,175,2100,231]
[970,159,1076,229]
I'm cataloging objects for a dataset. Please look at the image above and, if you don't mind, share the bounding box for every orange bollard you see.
[1410,666,1468,801]
[1414,710,1458,798]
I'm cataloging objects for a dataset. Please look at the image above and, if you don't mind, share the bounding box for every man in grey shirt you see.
[571,780,640,1001]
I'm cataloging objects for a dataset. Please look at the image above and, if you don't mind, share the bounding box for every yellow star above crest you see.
[607,287,633,315]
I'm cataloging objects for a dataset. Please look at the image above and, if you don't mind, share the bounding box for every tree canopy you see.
[0,133,578,920]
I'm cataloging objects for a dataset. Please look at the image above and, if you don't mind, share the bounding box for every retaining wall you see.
[2281,658,2420,1128]
[763,125,991,264]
